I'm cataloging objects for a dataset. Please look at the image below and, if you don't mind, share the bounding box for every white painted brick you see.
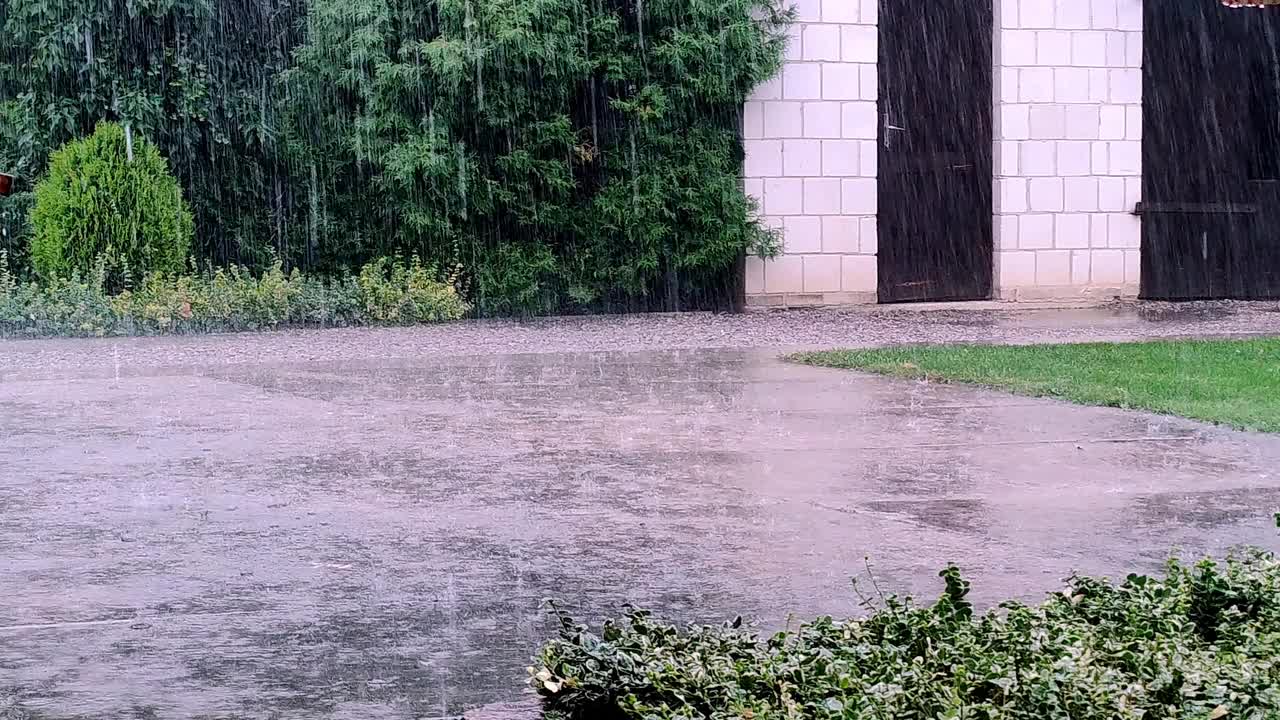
[1092,249,1126,283]
[999,140,1020,176]
[1125,105,1142,140]
[1065,105,1101,139]
[1091,0,1118,29]
[784,216,823,253]
[1001,104,1031,140]
[1021,141,1057,176]
[1124,32,1142,67]
[1055,67,1091,103]
[859,0,877,24]
[859,64,877,101]
[1056,0,1091,29]
[1004,30,1038,66]
[822,216,860,253]
[1029,105,1066,139]
[762,102,803,138]
[1037,250,1073,285]
[1089,214,1109,247]
[1109,140,1140,175]
[784,24,804,63]
[999,252,1038,287]
[1001,67,1020,103]
[1055,213,1091,248]
[803,25,842,61]
[997,214,1018,250]
[803,102,842,138]
[841,102,877,139]
[1124,176,1141,208]
[1098,177,1127,211]
[753,75,783,101]
[842,255,877,292]
[783,63,823,100]
[1001,0,1019,29]
[841,178,877,215]
[1020,67,1055,102]
[822,63,861,100]
[784,139,823,176]
[1099,106,1126,140]
[823,0,860,23]
[764,255,804,293]
[1105,31,1127,66]
[822,140,861,177]
[744,178,765,206]
[1087,68,1110,102]
[1090,141,1109,174]
[1124,249,1141,284]
[1116,0,1141,31]
[859,217,878,254]
[1000,178,1029,213]
[804,254,843,292]
[1021,214,1055,249]
[1108,213,1140,248]
[1072,250,1091,284]
[1110,69,1141,104]
[1064,177,1099,211]
[1037,31,1072,65]
[841,25,877,64]
[764,177,804,215]
[793,0,823,22]
[744,140,783,177]
[743,102,764,139]
[1029,177,1065,211]
[1022,0,1055,28]
[1059,140,1093,176]
[804,177,843,214]
[860,141,877,177]
[1071,31,1107,66]
[745,255,766,295]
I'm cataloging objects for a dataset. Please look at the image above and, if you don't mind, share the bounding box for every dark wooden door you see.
[878,0,993,303]
[1142,2,1280,299]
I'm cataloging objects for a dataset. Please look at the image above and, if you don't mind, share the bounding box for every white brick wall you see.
[994,0,1142,298]
[746,0,1144,305]
[744,0,878,304]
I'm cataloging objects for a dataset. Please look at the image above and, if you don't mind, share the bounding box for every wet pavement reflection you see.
[2,338,1279,718]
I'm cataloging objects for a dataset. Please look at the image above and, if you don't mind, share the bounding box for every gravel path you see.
[3,301,1280,379]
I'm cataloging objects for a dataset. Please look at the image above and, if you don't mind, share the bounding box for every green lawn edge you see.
[790,338,1280,433]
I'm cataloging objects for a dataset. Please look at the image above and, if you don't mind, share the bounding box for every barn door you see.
[1142,2,1280,299]
[877,0,993,303]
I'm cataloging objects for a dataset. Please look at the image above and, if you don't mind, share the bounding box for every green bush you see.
[288,0,790,313]
[357,257,469,324]
[0,253,465,337]
[29,122,194,282]
[533,553,1280,720]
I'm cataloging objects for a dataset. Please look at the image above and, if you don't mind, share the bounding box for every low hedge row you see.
[0,255,466,338]
[532,546,1280,720]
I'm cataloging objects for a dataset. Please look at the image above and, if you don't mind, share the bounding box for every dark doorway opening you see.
[877,0,993,303]
[1142,2,1280,299]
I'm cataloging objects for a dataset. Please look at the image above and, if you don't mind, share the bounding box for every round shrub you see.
[29,122,193,281]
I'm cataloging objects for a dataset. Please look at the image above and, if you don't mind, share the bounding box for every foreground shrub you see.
[29,122,194,282]
[532,554,1280,720]
[0,254,465,337]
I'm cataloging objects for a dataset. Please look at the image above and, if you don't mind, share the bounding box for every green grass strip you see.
[793,338,1280,433]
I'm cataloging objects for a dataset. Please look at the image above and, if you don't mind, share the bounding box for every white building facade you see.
[744,0,1145,306]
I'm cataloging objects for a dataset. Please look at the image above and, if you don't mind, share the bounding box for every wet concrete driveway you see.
[3,311,1280,718]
